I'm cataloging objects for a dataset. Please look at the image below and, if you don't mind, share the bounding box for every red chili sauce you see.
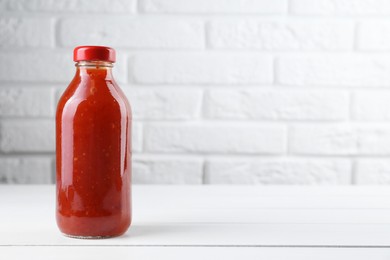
[56,62,131,238]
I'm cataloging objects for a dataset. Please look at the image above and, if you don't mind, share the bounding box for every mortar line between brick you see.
[201,159,207,185]
[53,18,61,49]
[273,55,279,85]
[286,124,292,155]
[51,155,56,184]
[353,21,359,52]
[349,91,355,121]
[351,159,357,185]
[134,0,140,14]
[204,20,212,50]
[286,0,292,14]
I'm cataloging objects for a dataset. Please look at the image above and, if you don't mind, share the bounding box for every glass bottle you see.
[56,46,131,238]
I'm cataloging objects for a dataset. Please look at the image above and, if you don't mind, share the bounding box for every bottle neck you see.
[75,61,115,80]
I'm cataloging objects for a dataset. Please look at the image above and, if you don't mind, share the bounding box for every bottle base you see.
[62,233,117,239]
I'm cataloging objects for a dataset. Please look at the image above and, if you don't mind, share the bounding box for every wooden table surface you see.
[2,185,390,259]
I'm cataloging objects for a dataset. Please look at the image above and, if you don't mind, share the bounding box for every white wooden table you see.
[2,185,390,259]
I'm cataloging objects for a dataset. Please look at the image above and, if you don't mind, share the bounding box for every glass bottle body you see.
[56,61,131,238]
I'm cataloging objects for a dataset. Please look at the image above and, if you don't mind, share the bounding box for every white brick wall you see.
[131,53,273,84]
[2,0,390,184]
[209,20,354,51]
[0,88,54,117]
[0,120,55,153]
[3,0,136,13]
[356,160,390,184]
[124,88,202,119]
[0,17,54,48]
[0,157,52,184]
[133,156,203,184]
[205,159,351,184]
[144,123,286,154]
[277,55,390,87]
[204,89,349,120]
[59,18,204,49]
[290,0,390,15]
[290,124,390,155]
[353,91,390,120]
[140,0,287,14]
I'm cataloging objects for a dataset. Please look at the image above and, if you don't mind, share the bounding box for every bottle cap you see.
[73,46,116,62]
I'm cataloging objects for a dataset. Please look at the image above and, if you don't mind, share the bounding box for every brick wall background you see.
[1,0,390,184]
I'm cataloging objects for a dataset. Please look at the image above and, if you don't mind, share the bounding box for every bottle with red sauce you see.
[56,46,131,238]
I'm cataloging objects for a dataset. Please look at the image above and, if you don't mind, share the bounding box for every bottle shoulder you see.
[56,79,131,118]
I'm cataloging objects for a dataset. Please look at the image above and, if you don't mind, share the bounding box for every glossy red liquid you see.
[56,64,131,238]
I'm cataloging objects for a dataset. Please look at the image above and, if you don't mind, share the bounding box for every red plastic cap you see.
[73,46,116,62]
